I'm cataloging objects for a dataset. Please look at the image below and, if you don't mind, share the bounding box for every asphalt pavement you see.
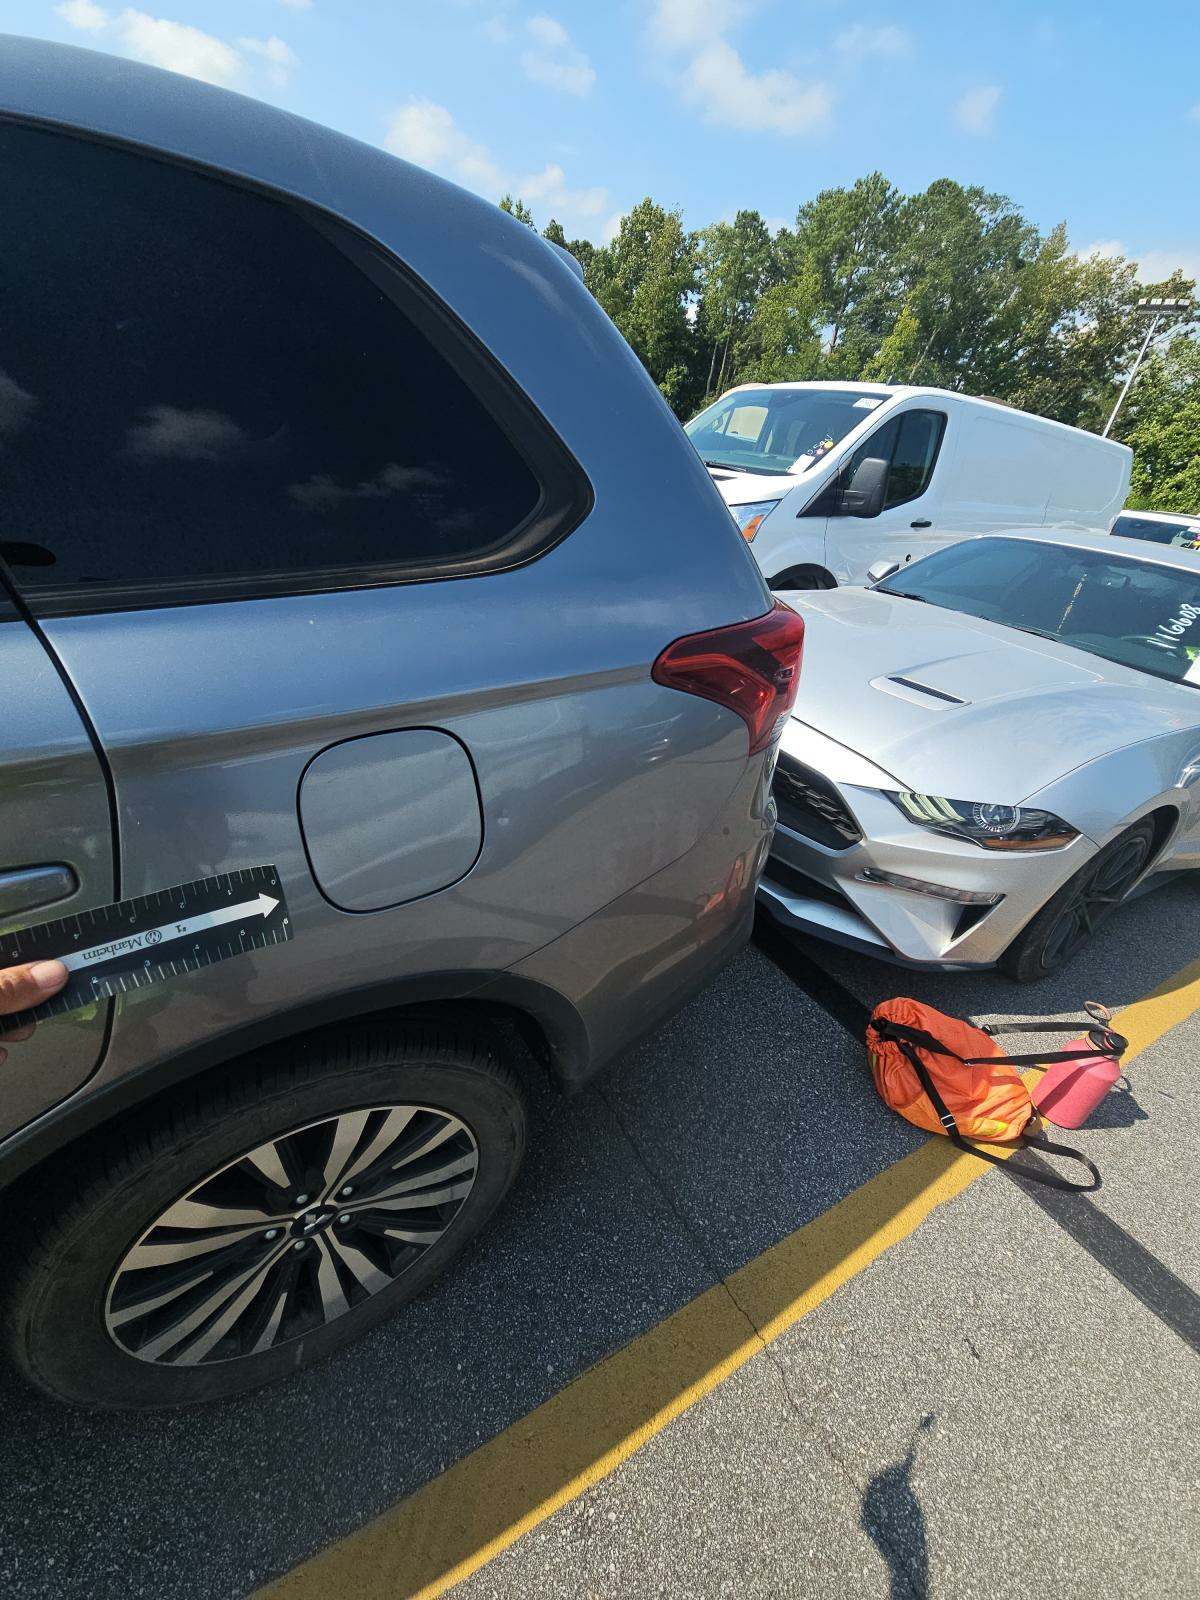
[0,875,1196,1600]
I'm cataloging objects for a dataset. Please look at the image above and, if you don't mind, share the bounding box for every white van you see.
[1111,509,1200,550]
[685,381,1132,588]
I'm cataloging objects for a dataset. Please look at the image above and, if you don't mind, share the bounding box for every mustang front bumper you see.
[757,722,1097,969]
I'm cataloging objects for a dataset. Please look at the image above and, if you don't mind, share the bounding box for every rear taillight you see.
[651,601,805,755]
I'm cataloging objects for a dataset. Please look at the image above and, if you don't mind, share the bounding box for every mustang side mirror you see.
[867,558,901,585]
[839,455,888,518]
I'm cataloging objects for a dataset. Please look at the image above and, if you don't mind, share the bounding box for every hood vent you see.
[874,674,970,708]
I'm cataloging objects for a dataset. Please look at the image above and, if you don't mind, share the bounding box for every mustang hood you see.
[785,588,1199,803]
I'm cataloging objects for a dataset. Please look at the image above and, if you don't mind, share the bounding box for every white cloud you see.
[651,0,747,51]
[521,13,595,95]
[385,99,507,193]
[483,16,510,43]
[650,0,831,137]
[682,39,832,135]
[384,99,607,221]
[237,34,299,87]
[602,211,625,244]
[1188,103,1200,123]
[55,0,109,31]
[55,5,299,91]
[278,0,312,8]
[954,83,1001,135]
[115,10,243,85]
[834,23,912,57]
[1080,239,1126,261]
[1138,247,1200,284]
[1078,239,1200,286]
[521,161,605,217]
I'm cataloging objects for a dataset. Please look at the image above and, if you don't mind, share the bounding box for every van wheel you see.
[767,565,836,590]
[3,1023,526,1410]
[1000,819,1155,983]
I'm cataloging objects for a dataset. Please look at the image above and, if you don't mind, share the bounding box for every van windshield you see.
[1113,513,1200,550]
[685,388,887,476]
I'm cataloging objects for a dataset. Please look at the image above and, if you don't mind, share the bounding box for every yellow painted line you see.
[262,964,1200,1600]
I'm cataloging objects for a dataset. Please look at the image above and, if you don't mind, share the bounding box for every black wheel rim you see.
[1040,835,1151,972]
[104,1104,478,1367]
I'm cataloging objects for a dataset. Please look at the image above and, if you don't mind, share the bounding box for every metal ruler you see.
[1,864,292,1029]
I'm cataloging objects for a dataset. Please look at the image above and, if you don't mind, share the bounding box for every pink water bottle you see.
[1031,1026,1123,1129]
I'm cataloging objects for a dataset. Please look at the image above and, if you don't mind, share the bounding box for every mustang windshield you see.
[879,537,1200,689]
[685,388,885,476]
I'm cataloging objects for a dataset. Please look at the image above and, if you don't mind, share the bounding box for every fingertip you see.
[29,960,68,994]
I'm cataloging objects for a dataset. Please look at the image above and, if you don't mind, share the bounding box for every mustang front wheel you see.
[1000,819,1156,982]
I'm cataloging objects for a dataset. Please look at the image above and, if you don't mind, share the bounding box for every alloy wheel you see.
[1041,834,1151,970]
[104,1104,478,1367]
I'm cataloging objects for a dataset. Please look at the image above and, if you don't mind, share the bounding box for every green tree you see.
[694,211,781,399]
[542,218,596,278]
[735,261,823,384]
[860,300,923,383]
[499,195,535,227]
[792,173,903,363]
[1119,334,1200,513]
[588,199,699,408]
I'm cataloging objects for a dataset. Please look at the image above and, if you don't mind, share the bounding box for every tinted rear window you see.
[0,123,544,604]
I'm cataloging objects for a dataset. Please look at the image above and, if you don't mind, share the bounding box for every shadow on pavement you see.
[860,1414,935,1600]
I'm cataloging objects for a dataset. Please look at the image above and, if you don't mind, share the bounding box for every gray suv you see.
[0,38,803,1407]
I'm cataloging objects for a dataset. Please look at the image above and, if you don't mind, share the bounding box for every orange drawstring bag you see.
[867,997,1121,1192]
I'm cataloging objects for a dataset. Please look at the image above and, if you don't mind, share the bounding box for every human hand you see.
[0,961,68,1062]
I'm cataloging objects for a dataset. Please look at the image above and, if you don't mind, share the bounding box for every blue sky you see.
[11,0,1200,282]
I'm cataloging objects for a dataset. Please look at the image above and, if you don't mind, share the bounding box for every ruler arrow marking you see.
[59,893,280,974]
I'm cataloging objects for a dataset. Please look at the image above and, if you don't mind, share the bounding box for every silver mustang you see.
[759,528,1200,978]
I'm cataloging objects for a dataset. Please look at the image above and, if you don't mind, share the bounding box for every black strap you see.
[983,1019,1129,1054]
[981,1020,1088,1035]
[870,1017,1126,1069]
[897,1041,1101,1193]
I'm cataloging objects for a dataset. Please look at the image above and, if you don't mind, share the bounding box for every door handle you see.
[910,519,932,529]
[0,864,79,920]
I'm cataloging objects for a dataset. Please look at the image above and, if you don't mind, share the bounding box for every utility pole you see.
[1103,295,1195,438]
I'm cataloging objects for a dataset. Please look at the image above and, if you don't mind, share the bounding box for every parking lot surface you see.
[1,877,1197,1600]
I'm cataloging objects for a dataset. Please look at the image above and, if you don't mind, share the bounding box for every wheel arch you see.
[1138,802,1181,868]
[0,970,588,1197]
[767,564,837,591]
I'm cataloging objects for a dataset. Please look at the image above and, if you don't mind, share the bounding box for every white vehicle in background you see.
[685,381,1132,589]
[1111,509,1200,550]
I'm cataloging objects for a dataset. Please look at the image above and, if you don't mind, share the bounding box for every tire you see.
[767,565,837,591]
[3,1022,526,1410]
[1000,819,1156,983]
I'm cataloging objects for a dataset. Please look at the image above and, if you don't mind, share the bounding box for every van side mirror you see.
[839,455,888,518]
[867,559,901,585]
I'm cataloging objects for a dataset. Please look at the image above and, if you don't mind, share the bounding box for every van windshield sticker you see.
[853,397,884,409]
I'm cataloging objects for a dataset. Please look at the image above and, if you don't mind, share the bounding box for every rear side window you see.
[0,123,581,611]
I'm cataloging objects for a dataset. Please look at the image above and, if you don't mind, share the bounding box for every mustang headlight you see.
[729,500,780,543]
[885,791,1079,851]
